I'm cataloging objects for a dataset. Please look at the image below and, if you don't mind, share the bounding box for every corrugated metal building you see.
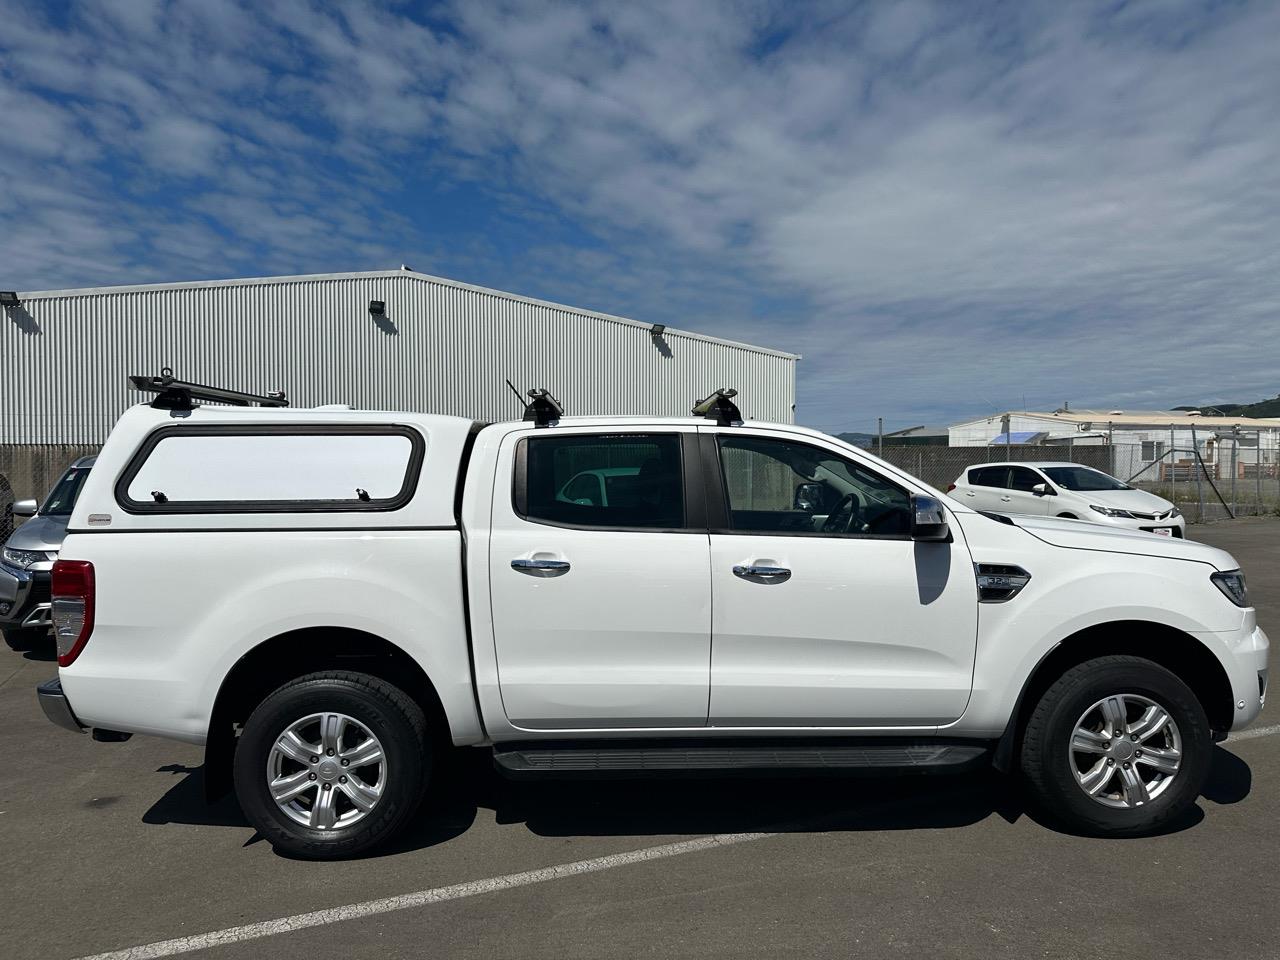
[2,269,799,446]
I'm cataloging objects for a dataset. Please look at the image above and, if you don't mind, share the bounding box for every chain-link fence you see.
[874,430,1279,523]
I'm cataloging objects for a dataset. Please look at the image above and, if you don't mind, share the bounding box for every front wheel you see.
[1020,655,1212,836]
[233,671,430,859]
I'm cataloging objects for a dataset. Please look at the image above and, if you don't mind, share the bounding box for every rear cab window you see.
[516,433,685,530]
[116,425,425,514]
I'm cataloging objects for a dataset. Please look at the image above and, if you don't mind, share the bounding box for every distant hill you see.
[1173,394,1280,418]
[837,432,876,448]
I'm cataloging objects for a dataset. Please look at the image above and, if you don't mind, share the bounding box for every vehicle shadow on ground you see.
[142,743,1252,857]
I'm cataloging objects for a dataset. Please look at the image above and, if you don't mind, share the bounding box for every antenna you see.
[506,379,563,427]
[692,388,742,426]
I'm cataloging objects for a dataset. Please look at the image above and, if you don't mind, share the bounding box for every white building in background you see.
[949,409,1280,480]
[1,269,799,446]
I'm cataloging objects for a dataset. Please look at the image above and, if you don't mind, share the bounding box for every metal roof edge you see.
[15,269,802,362]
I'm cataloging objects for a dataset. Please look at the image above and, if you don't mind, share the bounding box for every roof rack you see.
[129,368,289,410]
[692,388,742,426]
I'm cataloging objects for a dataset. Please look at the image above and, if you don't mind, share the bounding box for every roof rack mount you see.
[692,388,742,426]
[129,368,289,411]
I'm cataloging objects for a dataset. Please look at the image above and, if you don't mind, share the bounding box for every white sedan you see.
[947,461,1186,538]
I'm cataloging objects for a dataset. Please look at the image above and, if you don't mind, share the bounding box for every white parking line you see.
[75,830,777,960]
[74,721,1280,960]
[1227,722,1280,742]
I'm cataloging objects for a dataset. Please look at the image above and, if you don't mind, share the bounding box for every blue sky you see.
[2,0,1277,433]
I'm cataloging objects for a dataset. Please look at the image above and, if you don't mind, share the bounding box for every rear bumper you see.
[37,678,85,734]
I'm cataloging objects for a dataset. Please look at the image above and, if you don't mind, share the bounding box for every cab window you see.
[717,435,912,537]
[968,466,1008,488]
[520,434,684,529]
[1008,467,1044,492]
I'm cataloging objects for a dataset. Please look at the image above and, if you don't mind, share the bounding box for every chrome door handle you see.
[733,564,791,582]
[511,558,570,574]
[999,496,1012,502]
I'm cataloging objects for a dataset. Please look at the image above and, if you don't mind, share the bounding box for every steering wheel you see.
[822,492,861,533]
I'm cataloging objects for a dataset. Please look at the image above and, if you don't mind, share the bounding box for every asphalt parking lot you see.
[3,518,1277,960]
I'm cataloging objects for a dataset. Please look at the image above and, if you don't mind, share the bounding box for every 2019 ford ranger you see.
[36,377,1269,858]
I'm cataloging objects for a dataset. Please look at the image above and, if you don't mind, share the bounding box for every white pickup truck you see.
[37,378,1268,858]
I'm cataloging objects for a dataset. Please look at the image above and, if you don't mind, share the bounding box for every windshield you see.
[1040,466,1131,492]
[40,467,91,516]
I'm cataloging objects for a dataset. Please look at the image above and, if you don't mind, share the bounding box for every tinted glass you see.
[968,466,1008,488]
[718,435,911,537]
[40,467,91,515]
[523,434,684,528]
[1040,466,1131,491]
[1008,467,1043,492]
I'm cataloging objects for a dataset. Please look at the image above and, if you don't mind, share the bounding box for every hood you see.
[1012,515,1236,569]
[5,514,70,554]
[1072,487,1174,515]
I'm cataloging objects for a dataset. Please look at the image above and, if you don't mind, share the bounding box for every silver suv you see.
[0,456,95,647]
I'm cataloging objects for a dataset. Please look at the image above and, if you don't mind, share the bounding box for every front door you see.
[488,428,711,730]
[705,430,978,727]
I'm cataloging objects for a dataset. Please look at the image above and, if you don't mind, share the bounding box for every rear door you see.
[961,466,1008,512]
[487,427,711,730]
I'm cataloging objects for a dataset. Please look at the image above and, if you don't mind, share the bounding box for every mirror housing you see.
[1032,483,1053,496]
[911,494,950,542]
[794,482,825,513]
[11,499,38,518]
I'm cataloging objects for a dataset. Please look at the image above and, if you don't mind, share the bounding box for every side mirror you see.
[794,482,825,513]
[11,499,37,518]
[911,494,950,542]
[1032,483,1053,496]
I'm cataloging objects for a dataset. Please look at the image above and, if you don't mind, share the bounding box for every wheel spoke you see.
[1100,696,1129,737]
[320,713,345,753]
[1129,705,1171,743]
[1136,745,1180,776]
[1118,764,1150,806]
[1071,727,1109,755]
[340,737,384,768]
[340,773,381,812]
[1078,760,1115,796]
[311,786,338,828]
[275,730,315,765]
[270,769,314,804]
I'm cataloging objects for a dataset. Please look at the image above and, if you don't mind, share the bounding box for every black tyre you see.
[233,671,430,859]
[3,626,48,651]
[1020,655,1211,836]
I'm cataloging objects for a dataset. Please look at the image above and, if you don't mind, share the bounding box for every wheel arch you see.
[203,626,450,799]
[992,619,1234,772]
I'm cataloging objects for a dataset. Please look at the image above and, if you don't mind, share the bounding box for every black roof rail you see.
[129,368,289,410]
[692,388,742,426]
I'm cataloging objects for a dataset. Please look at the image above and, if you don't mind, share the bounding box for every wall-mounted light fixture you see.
[369,300,386,316]
[650,323,666,339]
[0,291,20,307]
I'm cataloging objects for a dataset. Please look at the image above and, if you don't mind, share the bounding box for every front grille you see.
[29,576,51,606]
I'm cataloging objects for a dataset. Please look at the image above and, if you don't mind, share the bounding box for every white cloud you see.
[1,0,1277,429]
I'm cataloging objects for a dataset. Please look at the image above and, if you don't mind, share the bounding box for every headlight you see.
[2,547,51,568]
[1211,570,1249,607]
[1089,504,1133,518]
[1169,507,1181,518]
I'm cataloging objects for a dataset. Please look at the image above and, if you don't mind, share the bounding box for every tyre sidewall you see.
[1029,661,1211,835]
[234,676,429,858]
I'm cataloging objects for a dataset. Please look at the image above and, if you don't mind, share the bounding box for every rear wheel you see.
[1020,656,1211,836]
[233,671,430,859]
[3,626,48,651]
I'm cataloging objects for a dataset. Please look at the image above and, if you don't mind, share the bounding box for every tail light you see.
[945,483,956,492]
[52,560,95,667]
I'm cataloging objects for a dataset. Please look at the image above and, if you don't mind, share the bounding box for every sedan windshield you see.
[40,468,91,515]
[1040,466,1131,492]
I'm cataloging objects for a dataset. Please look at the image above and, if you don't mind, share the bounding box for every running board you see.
[492,741,990,779]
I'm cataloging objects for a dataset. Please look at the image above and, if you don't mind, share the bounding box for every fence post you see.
[1257,429,1263,513]
[1170,424,1176,506]
[877,417,883,458]
[1192,424,1203,522]
[1231,429,1238,518]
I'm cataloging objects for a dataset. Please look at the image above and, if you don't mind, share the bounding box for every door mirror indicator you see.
[793,483,825,513]
[911,495,950,542]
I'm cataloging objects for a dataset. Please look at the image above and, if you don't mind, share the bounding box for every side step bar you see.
[493,741,990,779]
